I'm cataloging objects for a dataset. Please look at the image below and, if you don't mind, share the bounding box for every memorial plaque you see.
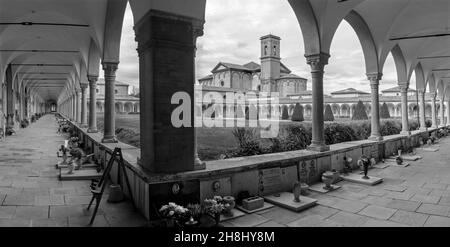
[258,167,282,195]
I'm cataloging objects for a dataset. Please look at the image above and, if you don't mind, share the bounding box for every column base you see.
[194,157,206,170]
[368,135,383,141]
[307,143,330,152]
[419,127,428,131]
[101,136,118,143]
[87,128,98,133]
[400,130,411,136]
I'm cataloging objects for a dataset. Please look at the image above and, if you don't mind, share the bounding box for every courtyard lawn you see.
[96,114,312,160]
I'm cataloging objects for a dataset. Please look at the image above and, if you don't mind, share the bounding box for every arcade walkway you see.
[0,115,147,227]
[222,136,450,227]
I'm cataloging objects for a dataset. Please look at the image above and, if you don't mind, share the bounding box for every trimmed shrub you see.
[291,103,304,122]
[281,105,289,120]
[380,103,390,119]
[352,100,368,120]
[324,105,335,121]
[246,104,258,120]
[235,105,244,118]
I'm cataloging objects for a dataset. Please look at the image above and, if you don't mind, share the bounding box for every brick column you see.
[134,10,204,172]
[368,73,382,141]
[305,53,329,152]
[87,76,98,133]
[399,83,410,135]
[101,62,118,143]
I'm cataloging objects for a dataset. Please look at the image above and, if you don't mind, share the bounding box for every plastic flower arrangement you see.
[159,202,189,220]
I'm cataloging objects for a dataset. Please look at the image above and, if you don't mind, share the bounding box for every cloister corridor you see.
[0,115,146,227]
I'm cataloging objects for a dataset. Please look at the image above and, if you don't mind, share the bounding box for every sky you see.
[114,0,413,95]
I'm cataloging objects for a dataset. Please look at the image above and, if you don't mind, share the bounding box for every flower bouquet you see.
[204,196,230,225]
[159,202,189,227]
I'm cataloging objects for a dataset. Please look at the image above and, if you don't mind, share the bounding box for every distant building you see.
[198,34,307,98]
[330,88,370,98]
[88,79,140,113]
[382,86,416,97]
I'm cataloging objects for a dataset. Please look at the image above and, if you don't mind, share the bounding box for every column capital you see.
[366,72,382,83]
[305,53,330,71]
[102,62,119,74]
[80,83,88,90]
[398,82,409,92]
[87,75,98,84]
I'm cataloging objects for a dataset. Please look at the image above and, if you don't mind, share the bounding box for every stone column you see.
[447,101,450,126]
[101,62,118,143]
[418,89,427,130]
[305,53,330,152]
[80,84,88,128]
[87,76,98,133]
[76,90,81,124]
[439,97,445,127]
[431,93,437,128]
[134,10,204,172]
[368,73,382,141]
[399,83,410,135]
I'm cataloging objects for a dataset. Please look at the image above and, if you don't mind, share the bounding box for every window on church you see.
[115,89,118,94]
[264,45,268,55]
[273,46,277,55]
[220,81,224,87]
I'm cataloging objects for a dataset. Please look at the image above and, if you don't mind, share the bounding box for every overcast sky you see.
[115,0,413,95]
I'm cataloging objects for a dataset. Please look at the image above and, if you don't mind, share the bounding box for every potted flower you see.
[204,196,226,226]
[159,202,189,227]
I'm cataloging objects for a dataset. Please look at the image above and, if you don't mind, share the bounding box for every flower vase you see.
[214,213,221,226]
[222,196,235,216]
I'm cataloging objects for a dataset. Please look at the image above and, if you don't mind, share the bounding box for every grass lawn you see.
[96,114,307,160]
[96,114,412,161]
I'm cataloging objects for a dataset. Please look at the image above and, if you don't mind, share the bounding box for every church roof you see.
[331,88,369,95]
[210,61,292,74]
[277,73,307,80]
[199,74,213,81]
[382,86,416,93]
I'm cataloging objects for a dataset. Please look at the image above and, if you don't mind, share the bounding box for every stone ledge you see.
[60,114,445,185]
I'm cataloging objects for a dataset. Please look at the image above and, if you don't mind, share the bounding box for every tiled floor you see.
[0,115,147,227]
[224,133,450,227]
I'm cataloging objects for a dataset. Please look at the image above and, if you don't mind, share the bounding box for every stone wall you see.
[61,114,443,220]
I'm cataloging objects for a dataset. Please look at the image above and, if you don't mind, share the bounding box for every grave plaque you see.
[258,167,282,195]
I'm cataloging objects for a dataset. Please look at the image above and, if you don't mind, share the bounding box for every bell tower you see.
[260,34,281,93]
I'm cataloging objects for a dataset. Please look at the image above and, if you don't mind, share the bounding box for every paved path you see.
[0,115,147,227]
[224,134,450,227]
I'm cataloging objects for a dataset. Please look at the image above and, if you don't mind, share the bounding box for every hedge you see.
[225,119,427,159]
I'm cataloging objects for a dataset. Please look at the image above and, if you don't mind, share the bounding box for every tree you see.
[352,100,368,120]
[380,102,391,119]
[281,105,289,120]
[324,104,335,121]
[291,103,304,122]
